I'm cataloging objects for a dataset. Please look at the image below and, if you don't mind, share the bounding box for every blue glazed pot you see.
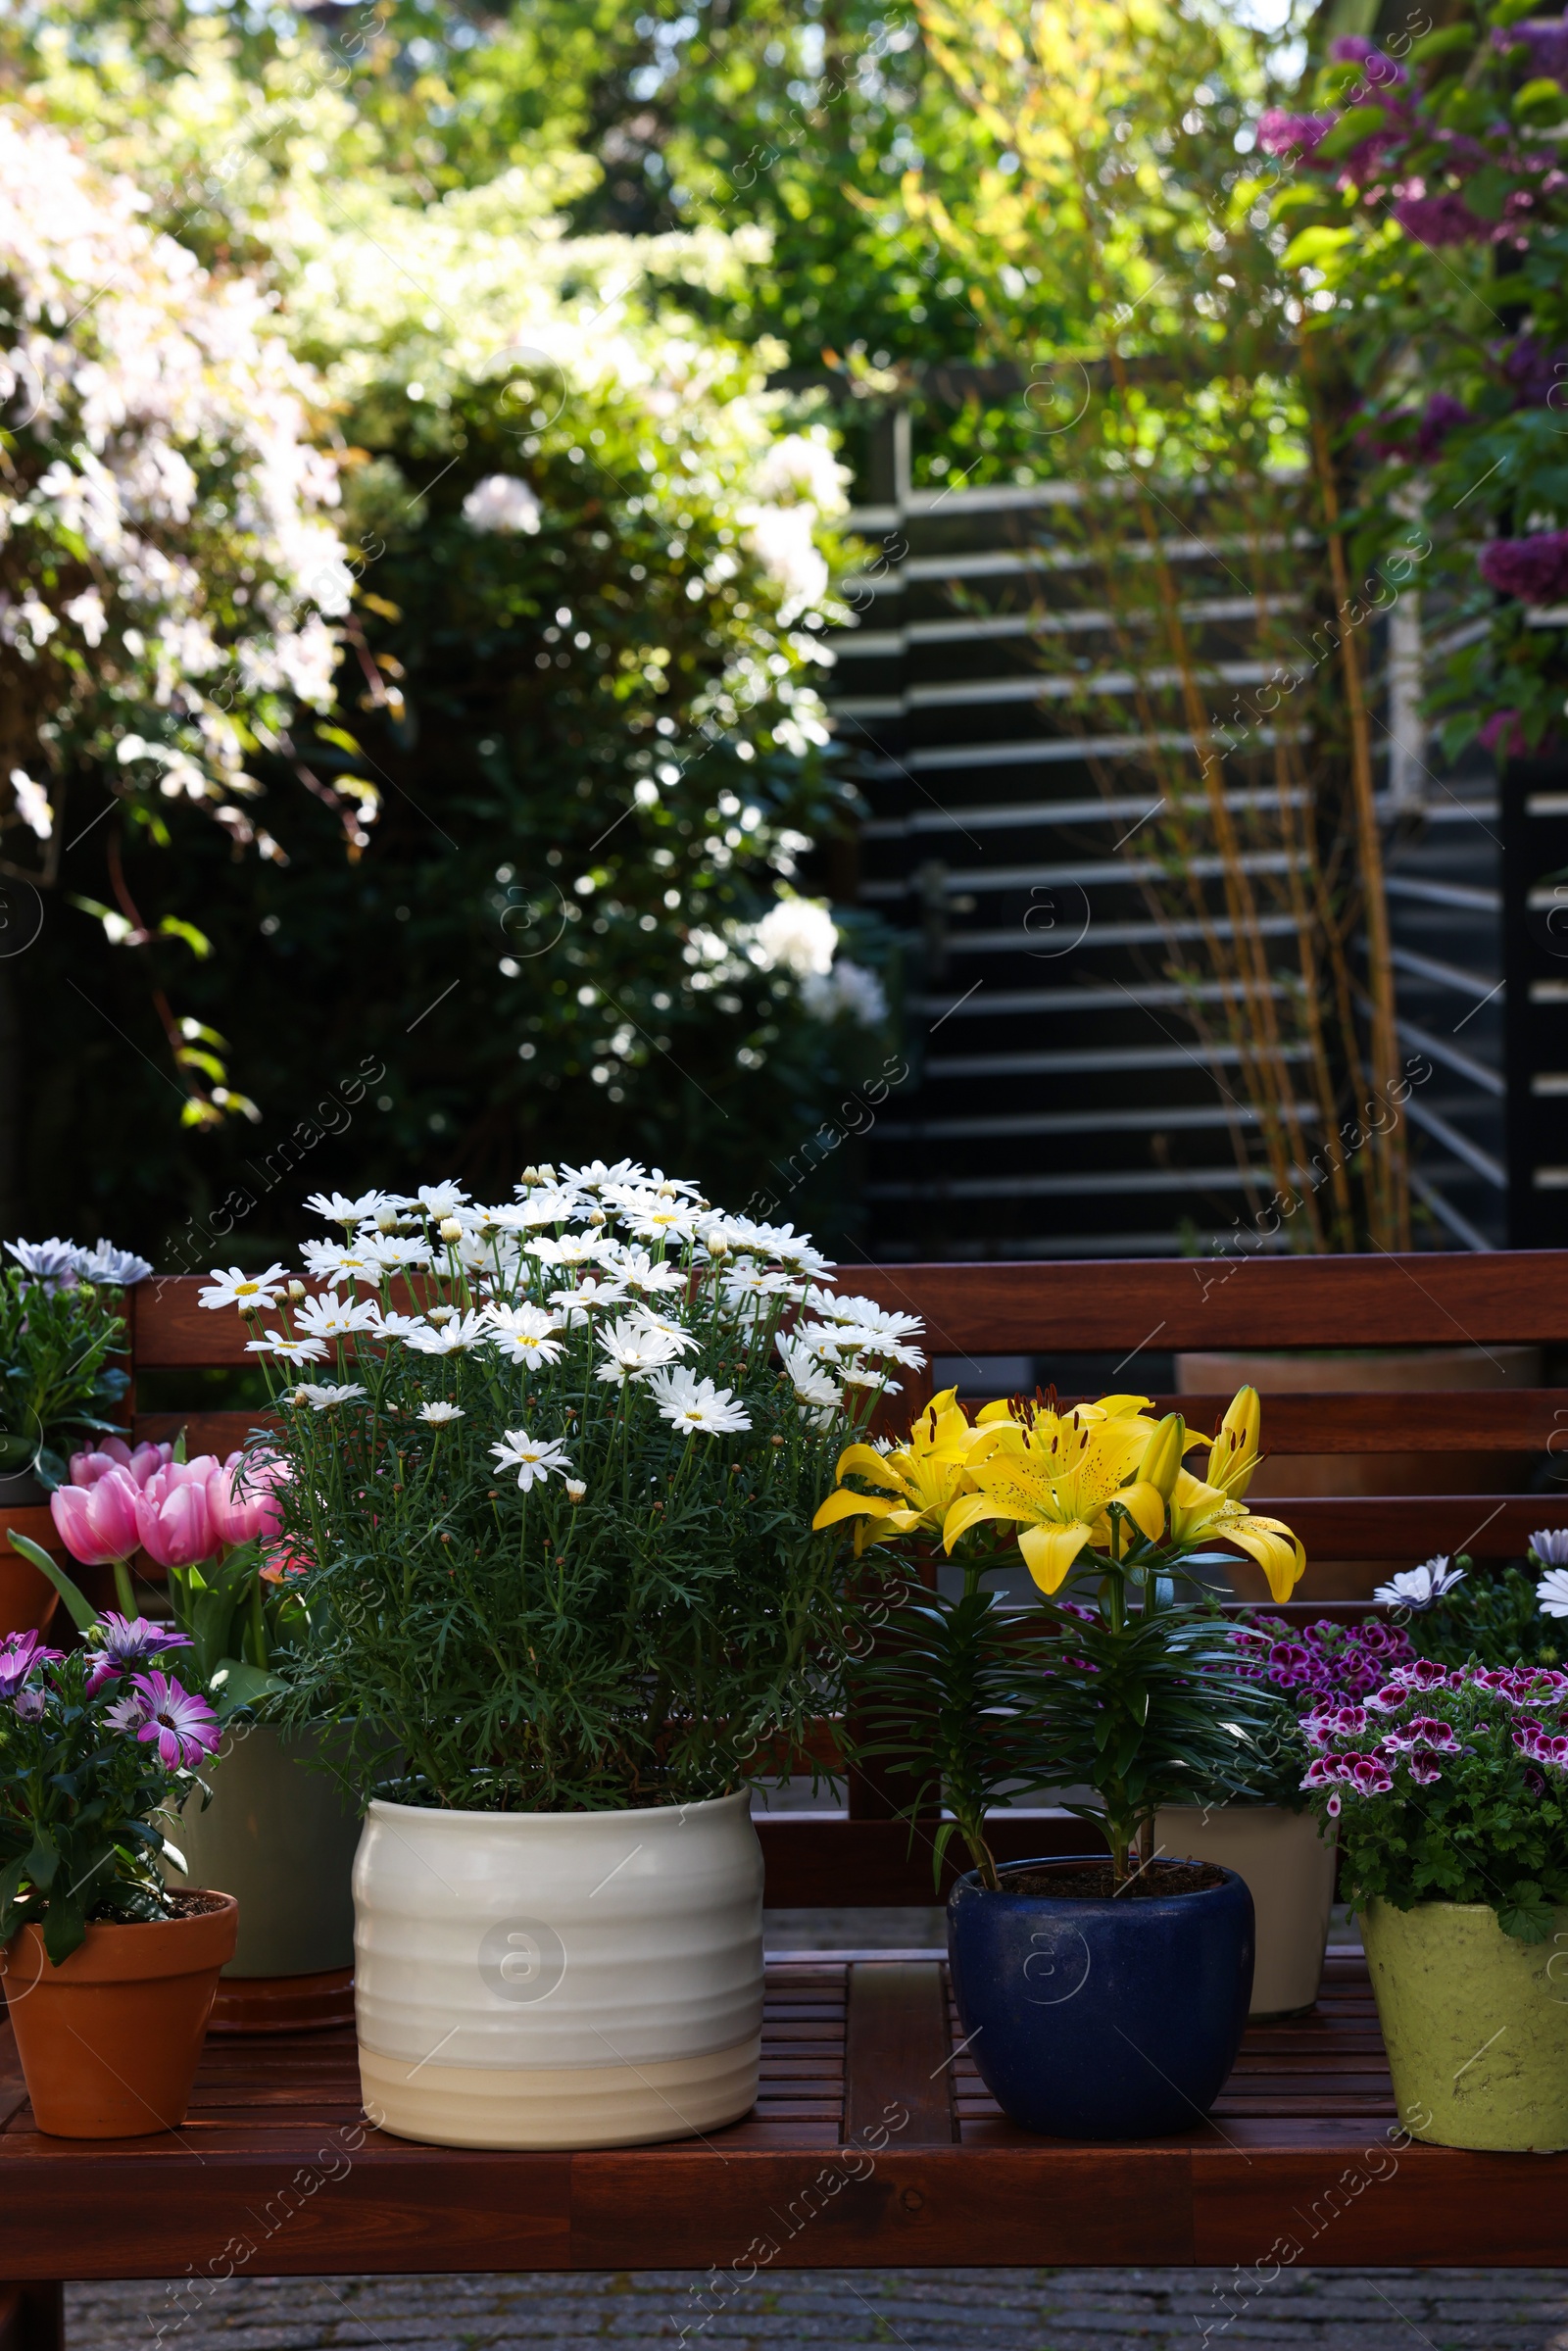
[948,1857,1254,2139]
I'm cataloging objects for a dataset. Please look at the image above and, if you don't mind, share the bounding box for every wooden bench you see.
[3,1250,1566,2335]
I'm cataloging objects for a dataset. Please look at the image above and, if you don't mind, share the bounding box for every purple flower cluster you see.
[0,1630,63,1702]
[82,1610,191,1698]
[1,1617,218,1770]
[1495,17,1568,83]
[1231,1614,1414,1705]
[1479,529,1568,602]
[1300,1658,1568,1818]
[1394,191,1493,247]
[104,1670,220,1769]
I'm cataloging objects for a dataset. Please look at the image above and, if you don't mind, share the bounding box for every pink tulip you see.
[51,1469,142,1567]
[206,1451,286,1547]
[134,1469,218,1570]
[69,1440,172,1491]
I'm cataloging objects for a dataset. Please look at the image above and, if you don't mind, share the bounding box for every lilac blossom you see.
[1480,530,1568,602]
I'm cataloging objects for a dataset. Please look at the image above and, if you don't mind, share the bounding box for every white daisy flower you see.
[1372,1557,1467,1610]
[357,1235,435,1272]
[417,1401,466,1426]
[564,1478,587,1504]
[645,1368,753,1436]
[511,1187,588,1229]
[199,1262,290,1313]
[621,1309,699,1357]
[803,1289,925,1343]
[808,1318,926,1370]
[288,1382,369,1411]
[294,1292,384,1340]
[737,1220,828,1275]
[561,1158,652,1193]
[1531,1530,1568,1569]
[299,1240,382,1289]
[550,1275,630,1325]
[612,1247,689,1296]
[595,1321,685,1384]
[403,1309,491,1354]
[485,1302,566,1366]
[246,1331,329,1366]
[304,1190,399,1228]
[1539,1569,1568,1619]
[776,1331,843,1424]
[530,1233,603,1268]
[839,1358,902,1394]
[376,1309,426,1338]
[490,1428,574,1491]
[721,1267,800,1309]
[415,1181,470,1219]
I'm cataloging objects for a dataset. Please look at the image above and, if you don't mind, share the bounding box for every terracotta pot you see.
[1176,1347,1542,1600]
[0,1496,64,1640]
[1,1892,238,2137]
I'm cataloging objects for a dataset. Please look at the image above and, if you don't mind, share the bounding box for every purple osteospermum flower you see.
[83,1612,192,1696]
[12,1688,44,1724]
[108,1671,220,1769]
[0,1631,64,1703]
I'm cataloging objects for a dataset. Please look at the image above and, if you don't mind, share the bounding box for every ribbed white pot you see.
[1155,1803,1338,2018]
[352,1787,763,2150]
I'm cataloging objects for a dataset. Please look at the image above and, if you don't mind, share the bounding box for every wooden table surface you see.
[2,1953,1562,2278]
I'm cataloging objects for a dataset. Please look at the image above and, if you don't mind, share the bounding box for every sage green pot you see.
[165,1724,362,1979]
[1362,1896,1568,2152]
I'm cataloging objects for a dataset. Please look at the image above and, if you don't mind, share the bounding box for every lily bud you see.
[1209,1386,1262,1499]
[1137,1411,1186,1503]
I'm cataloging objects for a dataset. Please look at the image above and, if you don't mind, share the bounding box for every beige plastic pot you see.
[1155,1803,1337,2017]
[1362,1896,1568,2151]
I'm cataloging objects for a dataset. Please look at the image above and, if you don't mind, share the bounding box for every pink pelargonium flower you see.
[69,1440,172,1490]
[105,1670,220,1769]
[134,1468,218,1570]
[50,1468,142,1568]
[205,1450,287,1547]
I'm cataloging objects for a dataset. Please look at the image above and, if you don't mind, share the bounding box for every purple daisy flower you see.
[0,1631,64,1704]
[83,1611,192,1696]
[107,1670,220,1769]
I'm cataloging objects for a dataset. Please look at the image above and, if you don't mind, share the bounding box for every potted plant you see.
[0,1615,233,2136]
[14,1444,362,2019]
[1158,1615,1414,2017]
[0,1237,150,1636]
[829,1386,1301,2138]
[228,1167,914,2150]
[1389,1538,1568,1673]
[1302,1656,1568,2151]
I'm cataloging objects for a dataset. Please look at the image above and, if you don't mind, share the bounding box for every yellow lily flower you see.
[811,1386,977,1553]
[1166,1465,1306,1603]
[943,1408,1167,1594]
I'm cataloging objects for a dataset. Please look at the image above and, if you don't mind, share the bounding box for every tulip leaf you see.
[5,1532,97,1632]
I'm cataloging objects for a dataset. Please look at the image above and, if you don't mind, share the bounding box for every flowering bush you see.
[1299,1658,1568,1940]
[0,1236,149,1486]
[202,1162,919,1811]
[1267,18,1568,760]
[0,1616,220,1962]
[1382,1541,1568,1672]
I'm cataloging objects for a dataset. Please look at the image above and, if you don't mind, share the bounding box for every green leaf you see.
[1514,76,1568,122]
[1282,224,1355,270]
[4,1533,96,1632]
[1315,104,1388,162]
[1490,0,1542,26]
[1497,1882,1554,1941]
[315,725,363,755]
[1463,166,1518,223]
[1412,23,1481,59]
[155,914,213,959]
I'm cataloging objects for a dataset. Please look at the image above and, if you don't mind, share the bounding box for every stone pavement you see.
[63,2265,1568,2350]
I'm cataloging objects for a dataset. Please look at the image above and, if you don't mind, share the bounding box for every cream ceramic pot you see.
[1155,1803,1337,2017]
[353,1787,763,2150]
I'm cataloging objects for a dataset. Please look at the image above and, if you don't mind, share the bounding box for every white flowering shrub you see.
[205,1162,924,1810]
[0,110,349,1121]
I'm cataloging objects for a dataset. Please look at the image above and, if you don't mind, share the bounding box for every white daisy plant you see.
[214,1164,922,1814]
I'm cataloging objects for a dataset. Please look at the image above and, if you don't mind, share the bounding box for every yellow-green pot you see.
[1362,1896,1568,2152]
